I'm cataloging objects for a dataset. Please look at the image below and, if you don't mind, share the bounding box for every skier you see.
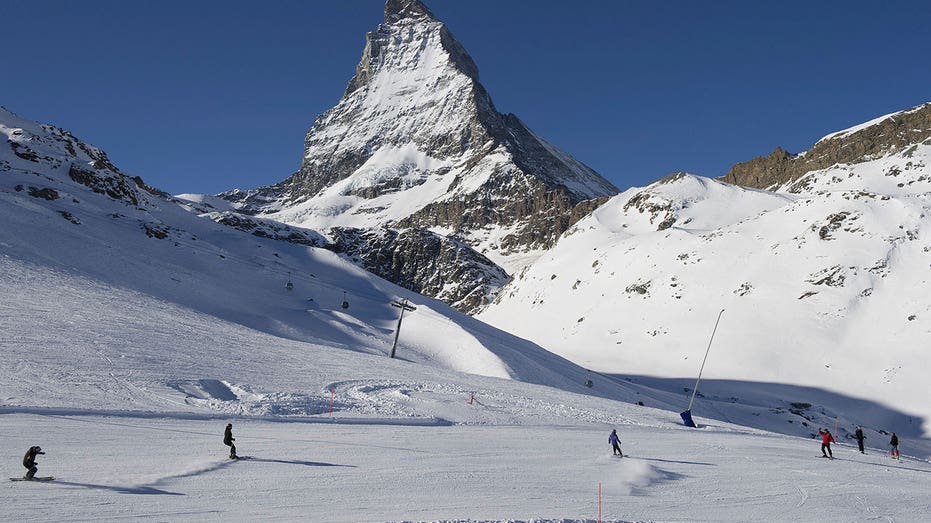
[22,446,45,480]
[854,426,866,454]
[224,423,237,459]
[819,428,834,459]
[608,429,623,457]
[889,432,899,460]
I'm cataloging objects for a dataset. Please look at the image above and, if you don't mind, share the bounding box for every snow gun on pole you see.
[681,308,725,428]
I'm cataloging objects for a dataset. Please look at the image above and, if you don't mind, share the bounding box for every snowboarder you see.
[819,428,834,458]
[22,446,45,480]
[854,426,866,454]
[608,429,623,457]
[224,423,237,459]
[889,432,899,460]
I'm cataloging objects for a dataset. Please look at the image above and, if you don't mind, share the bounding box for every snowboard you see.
[10,476,55,482]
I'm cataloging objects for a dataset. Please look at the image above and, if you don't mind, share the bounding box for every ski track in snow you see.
[4,414,930,522]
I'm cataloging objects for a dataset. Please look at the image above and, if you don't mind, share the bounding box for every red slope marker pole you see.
[598,482,602,523]
[469,393,474,405]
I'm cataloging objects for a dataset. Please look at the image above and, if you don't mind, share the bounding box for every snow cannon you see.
[680,409,697,428]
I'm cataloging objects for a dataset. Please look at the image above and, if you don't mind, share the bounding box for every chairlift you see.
[286,271,294,291]
[341,291,350,310]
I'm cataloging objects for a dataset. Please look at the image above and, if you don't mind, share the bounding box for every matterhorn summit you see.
[216,0,618,312]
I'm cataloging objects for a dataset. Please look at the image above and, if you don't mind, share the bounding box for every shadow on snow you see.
[240,457,355,468]
[596,374,930,459]
[55,481,184,496]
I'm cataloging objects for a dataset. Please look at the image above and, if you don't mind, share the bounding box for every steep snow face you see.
[480,146,931,432]
[218,0,617,274]
[291,5,483,199]
[283,2,617,204]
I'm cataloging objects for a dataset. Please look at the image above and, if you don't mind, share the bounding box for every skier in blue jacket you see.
[608,429,623,457]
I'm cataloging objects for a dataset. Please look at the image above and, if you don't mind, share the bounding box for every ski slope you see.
[4,412,930,521]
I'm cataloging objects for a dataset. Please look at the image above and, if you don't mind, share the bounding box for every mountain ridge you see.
[723,102,931,189]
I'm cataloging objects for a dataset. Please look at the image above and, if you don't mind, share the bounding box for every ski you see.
[10,476,55,482]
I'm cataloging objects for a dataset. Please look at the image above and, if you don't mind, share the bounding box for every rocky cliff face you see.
[0,106,219,247]
[329,226,508,312]
[723,103,931,189]
[217,0,618,313]
[1,106,159,208]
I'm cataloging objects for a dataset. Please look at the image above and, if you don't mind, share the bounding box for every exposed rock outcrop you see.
[724,103,931,189]
[1,105,149,208]
[330,226,508,312]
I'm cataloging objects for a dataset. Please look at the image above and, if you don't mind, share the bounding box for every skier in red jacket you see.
[819,428,835,458]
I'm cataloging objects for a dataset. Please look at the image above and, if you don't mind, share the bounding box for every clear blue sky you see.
[6,0,930,195]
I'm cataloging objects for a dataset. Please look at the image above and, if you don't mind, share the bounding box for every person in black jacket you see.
[889,432,900,460]
[854,426,866,454]
[224,423,237,459]
[23,446,45,480]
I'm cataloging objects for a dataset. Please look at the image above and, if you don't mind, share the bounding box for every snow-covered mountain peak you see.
[581,172,793,236]
[345,0,476,98]
[214,0,617,312]
[384,0,438,24]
